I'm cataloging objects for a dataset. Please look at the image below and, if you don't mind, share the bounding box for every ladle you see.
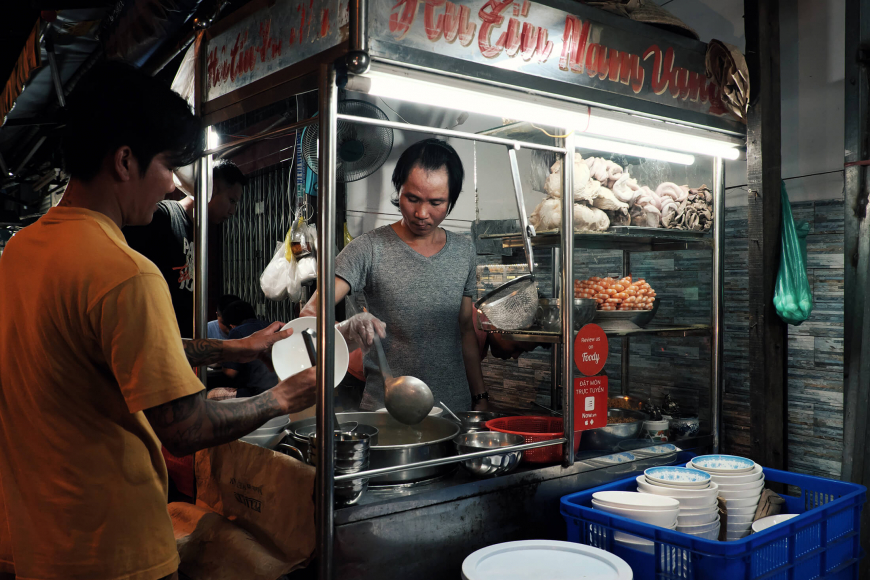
[371,331,434,425]
[344,297,434,425]
[300,329,358,434]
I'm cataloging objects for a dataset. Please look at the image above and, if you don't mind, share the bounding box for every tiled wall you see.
[722,201,844,479]
[474,202,845,479]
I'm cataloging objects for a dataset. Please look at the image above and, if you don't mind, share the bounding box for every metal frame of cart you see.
[188,1,744,577]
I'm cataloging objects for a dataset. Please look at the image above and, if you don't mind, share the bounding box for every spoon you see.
[300,329,358,435]
[371,331,434,425]
[439,400,462,424]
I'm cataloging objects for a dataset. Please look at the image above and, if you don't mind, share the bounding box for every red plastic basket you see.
[485,415,581,463]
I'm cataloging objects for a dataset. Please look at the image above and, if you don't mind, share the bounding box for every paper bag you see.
[194,441,316,572]
[171,503,291,580]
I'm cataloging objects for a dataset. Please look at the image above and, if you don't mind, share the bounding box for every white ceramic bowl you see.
[723,497,761,509]
[272,317,350,385]
[636,476,719,498]
[239,430,286,449]
[644,477,711,490]
[716,478,765,492]
[680,505,719,516]
[726,522,753,533]
[592,501,679,528]
[676,517,720,533]
[726,514,755,524]
[638,491,718,509]
[644,466,712,487]
[593,491,681,511]
[709,464,764,484]
[726,531,750,541]
[752,513,798,534]
[690,455,756,474]
[253,415,291,434]
[678,510,719,525]
[719,488,764,500]
[726,506,758,516]
[683,527,720,541]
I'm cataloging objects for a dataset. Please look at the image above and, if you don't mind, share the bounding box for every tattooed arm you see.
[182,322,294,367]
[144,367,317,456]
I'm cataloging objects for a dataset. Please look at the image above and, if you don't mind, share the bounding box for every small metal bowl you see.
[573,298,597,330]
[450,411,505,433]
[579,408,647,451]
[453,431,525,477]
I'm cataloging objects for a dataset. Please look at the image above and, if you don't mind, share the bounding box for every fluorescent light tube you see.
[574,136,695,165]
[352,71,740,161]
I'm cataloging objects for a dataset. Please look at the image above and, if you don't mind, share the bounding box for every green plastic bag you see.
[773,183,813,325]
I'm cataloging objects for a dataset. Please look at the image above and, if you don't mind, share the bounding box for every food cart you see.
[191,0,745,576]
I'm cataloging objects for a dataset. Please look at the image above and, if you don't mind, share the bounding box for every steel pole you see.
[194,31,210,385]
[316,63,338,580]
[561,132,575,467]
[712,158,725,453]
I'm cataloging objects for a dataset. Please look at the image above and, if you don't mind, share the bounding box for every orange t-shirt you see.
[0,207,204,580]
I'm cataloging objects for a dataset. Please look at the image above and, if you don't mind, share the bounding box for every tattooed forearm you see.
[182,339,225,367]
[144,391,282,456]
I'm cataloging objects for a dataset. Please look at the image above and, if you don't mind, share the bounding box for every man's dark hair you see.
[62,60,203,181]
[216,294,241,315]
[391,138,464,214]
[213,159,247,188]
[222,300,257,327]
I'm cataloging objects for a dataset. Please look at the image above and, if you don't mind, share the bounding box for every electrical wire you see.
[377,97,412,124]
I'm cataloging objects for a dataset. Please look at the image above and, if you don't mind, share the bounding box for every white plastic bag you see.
[260,242,292,301]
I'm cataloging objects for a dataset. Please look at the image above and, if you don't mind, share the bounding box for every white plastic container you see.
[461,540,633,580]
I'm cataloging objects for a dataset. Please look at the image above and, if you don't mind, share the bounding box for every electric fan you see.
[301,99,394,183]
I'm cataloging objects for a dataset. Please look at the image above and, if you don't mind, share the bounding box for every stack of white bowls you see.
[636,466,720,540]
[687,455,764,541]
[240,414,291,448]
[591,490,680,554]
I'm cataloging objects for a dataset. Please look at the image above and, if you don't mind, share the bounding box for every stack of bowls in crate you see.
[688,455,764,541]
[591,490,680,553]
[636,466,720,540]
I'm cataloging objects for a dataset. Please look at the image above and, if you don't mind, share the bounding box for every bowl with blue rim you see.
[644,466,712,488]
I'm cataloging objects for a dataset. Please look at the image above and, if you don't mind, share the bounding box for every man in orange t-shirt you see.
[0,62,316,580]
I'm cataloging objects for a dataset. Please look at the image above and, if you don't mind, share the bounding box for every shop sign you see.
[574,375,607,430]
[371,0,727,118]
[574,322,607,376]
[205,0,350,102]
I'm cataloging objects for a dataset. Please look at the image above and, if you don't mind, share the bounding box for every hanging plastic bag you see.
[773,183,813,325]
[260,242,292,301]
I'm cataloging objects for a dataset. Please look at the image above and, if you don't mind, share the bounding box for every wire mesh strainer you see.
[474,146,539,331]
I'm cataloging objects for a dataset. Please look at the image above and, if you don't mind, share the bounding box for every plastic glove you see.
[336,313,386,353]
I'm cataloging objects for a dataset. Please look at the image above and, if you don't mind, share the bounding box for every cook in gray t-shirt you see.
[335,225,477,412]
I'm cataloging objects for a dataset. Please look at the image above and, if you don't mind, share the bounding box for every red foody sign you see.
[573,323,608,431]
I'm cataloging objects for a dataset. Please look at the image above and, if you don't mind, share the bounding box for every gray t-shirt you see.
[336,225,477,412]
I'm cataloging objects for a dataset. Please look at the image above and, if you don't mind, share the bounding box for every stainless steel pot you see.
[578,408,647,451]
[288,412,460,485]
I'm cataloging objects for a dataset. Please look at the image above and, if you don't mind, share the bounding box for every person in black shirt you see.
[220,299,280,397]
[125,160,246,338]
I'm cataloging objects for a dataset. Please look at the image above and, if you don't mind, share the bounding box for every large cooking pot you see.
[287,412,460,485]
[578,408,647,451]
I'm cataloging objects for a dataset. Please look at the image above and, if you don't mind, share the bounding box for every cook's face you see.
[128,153,176,226]
[398,164,450,236]
[488,333,537,360]
[208,180,243,225]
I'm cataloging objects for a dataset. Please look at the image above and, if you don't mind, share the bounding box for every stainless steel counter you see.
[315,435,713,579]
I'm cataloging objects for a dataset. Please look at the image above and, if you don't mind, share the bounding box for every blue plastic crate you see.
[560,468,866,580]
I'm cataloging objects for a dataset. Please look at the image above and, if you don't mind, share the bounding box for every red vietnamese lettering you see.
[672,67,690,99]
[596,46,609,80]
[478,0,513,59]
[686,70,702,101]
[424,0,447,40]
[498,17,522,57]
[519,22,538,61]
[606,49,621,82]
[585,42,600,77]
[456,5,475,46]
[390,0,420,40]
[644,44,674,95]
[535,27,552,62]
[521,0,530,17]
[559,15,590,73]
[321,9,330,37]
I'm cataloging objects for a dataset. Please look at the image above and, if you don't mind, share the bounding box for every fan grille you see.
[302,100,394,183]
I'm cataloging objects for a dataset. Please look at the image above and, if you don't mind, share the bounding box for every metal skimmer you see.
[474,146,539,330]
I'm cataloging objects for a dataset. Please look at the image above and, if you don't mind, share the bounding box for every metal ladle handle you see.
[372,332,394,382]
[300,329,347,433]
[507,145,535,276]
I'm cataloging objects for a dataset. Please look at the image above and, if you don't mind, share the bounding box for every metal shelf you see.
[486,324,711,343]
[478,228,713,252]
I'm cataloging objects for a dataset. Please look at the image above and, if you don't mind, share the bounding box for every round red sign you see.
[574,324,608,376]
